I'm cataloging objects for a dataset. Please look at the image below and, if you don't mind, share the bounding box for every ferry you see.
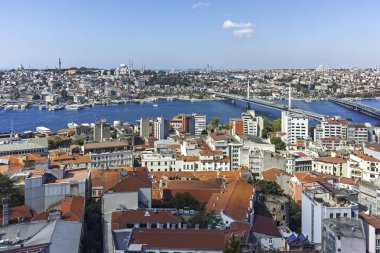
[153,104,159,107]
[39,105,47,110]
[65,104,84,110]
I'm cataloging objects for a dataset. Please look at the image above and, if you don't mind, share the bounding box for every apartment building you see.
[281,111,309,144]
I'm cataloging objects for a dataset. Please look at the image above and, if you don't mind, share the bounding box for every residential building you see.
[312,157,348,177]
[359,212,380,253]
[90,149,133,168]
[322,218,366,253]
[241,110,264,137]
[94,119,111,141]
[229,118,244,136]
[302,181,359,247]
[193,113,206,136]
[0,138,48,156]
[348,153,380,181]
[358,180,380,215]
[153,116,169,140]
[251,215,285,251]
[281,111,309,144]
[206,179,255,227]
[140,118,151,138]
[25,168,90,212]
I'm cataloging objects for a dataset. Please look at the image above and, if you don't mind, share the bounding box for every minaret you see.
[247,79,250,99]
[288,83,292,109]
[58,58,61,71]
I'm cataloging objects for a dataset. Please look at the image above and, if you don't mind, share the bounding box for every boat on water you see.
[4,105,13,111]
[65,104,84,110]
[39,105,47,110]
[153,104,159,107]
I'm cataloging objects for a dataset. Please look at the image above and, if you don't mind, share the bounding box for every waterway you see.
[1,99,380,132]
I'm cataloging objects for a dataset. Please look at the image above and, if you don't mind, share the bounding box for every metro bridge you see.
[208,91,325,121]
[329,98,380,120]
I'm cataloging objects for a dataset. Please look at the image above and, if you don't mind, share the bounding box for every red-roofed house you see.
[251,215,284,250]
[206,179,254,227]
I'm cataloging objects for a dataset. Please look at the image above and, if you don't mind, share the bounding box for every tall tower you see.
[288,83,292,109]
[247,79,250,99]
[58,58,62,71]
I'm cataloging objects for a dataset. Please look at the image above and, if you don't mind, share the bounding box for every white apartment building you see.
[193,114,206,136]
[281,111,309,144]
[312,157,348,177]
[302,181,359,248]
[241,110,264,137]
[348,153,380,182]
[90,150,133,168]
[207,132,230,156]
[153,116,168,140]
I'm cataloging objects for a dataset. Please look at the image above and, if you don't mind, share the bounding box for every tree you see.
[188,210,222,228]
[0,174,24,208]
[224,236,242,253]
[48,136,64,149]
[289,199,301,233]
[210,118,220,130]
[254,179,284,196]
[272,118,281,132]
[270,137,286,150]
[261,118,274,138]
[172,192,204,211]
[71,135,85,146]
[376,121,380,127]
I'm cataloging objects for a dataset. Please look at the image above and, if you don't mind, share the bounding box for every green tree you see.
[254,179,284,196]
[224,236,242,253]
[0,174,24,208]
[71,135,85,146]
[272,118,282,132]
[172,192,204,210]
[210,118,220,130]
[261,118,274,138]
[270,137,286,150]
[188,210,222,228]
[48,136,64,149]
[289,199,301,233]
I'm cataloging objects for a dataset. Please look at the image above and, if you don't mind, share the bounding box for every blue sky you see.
[1,0,380,69]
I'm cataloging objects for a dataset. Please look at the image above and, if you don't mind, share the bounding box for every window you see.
[343,213,347,217]
[330,213,333,218]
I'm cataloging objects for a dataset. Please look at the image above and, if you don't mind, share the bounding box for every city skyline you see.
[1,0,380,69]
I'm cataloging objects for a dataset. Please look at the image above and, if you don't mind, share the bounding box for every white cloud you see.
[232,28,254,38]
[192,2,210,9]
[222,19,253,29]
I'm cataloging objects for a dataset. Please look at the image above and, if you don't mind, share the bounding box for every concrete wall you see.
[138,187,152,208]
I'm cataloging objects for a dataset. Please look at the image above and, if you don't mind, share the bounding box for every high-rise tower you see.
[58,58,62,70]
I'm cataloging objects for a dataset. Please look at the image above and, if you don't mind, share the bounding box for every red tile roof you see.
[360,212,380,229]
[206,179,254,222]
[0,205,32,224]
[261,168,290,182]
[112,209,182,229]
[111,171,151,192]
[251,215,281,237]
[314,157,346,164]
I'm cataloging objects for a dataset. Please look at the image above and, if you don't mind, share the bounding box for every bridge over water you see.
[209,91,325,121]
[329,98,380,120]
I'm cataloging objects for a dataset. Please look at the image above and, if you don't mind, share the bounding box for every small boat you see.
[153,104,159,107]
[4,105,13,111]
[39,105,47,110]
[65,104,84,110]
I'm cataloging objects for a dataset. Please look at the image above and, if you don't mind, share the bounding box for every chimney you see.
[2,198,9,226]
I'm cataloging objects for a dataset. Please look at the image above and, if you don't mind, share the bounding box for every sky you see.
[1,0,380,69]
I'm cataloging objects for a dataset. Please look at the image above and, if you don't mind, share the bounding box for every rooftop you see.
[322,218,365,239]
